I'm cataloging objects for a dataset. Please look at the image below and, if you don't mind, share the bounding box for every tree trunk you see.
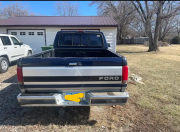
[158,24,162,41]
[148,31,154,51]
[118,25,124,44]
[146,20,155,51]
[152,1,164,51]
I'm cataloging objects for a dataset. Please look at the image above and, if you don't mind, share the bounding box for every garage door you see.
[8,30,45,54]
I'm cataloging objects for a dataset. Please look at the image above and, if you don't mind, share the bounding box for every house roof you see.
[0,16,118,27]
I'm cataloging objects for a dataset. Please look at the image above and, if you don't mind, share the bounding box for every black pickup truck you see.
[17,31,129,106]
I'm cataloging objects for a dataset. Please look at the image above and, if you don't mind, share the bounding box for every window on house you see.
[20,32,26,35]
[37,32,43,35]
[11,32,17,35]
[29,32,34,35]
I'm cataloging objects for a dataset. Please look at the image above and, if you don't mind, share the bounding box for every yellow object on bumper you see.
[64,93,84,102]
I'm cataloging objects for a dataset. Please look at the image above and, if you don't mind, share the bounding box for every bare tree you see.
[132,1,180,51]
[158,17,176,41]
[54,1,80,16]
[159,2,180,41]
[159,17,180,40]
[174,16,180,36]
[0,2,3,19]
[129,13,147,37]
[1,1,36,19]
[90,1,136,42]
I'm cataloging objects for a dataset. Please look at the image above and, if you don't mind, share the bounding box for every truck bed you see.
[29,48,119,58]
[19,48,126,67]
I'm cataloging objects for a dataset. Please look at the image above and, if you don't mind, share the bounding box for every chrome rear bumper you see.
[17,92,129,107]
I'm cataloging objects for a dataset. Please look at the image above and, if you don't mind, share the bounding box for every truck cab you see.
[0,34,32,73]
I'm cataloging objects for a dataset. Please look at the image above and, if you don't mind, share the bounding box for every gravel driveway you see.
[0,63,124,132]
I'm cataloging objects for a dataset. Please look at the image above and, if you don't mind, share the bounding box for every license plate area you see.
[64,92,85,102]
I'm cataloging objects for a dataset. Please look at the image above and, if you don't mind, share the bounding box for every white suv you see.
[0,34,32,73]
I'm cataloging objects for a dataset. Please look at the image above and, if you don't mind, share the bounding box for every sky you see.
[1,1,98,16]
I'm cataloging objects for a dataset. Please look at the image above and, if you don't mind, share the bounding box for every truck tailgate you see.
[20,57,127,93]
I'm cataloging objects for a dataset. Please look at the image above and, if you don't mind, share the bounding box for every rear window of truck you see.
[58,34,103,46]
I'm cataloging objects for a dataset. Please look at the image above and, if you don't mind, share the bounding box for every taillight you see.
[17,67,23,84]
[122,66,128,83]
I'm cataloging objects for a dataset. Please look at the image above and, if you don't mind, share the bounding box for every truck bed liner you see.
[18,49,127,67]
[29,49,119,58]
[54,49,118,57]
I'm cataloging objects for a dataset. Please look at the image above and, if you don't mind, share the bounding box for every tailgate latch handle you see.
[69,63,77,66]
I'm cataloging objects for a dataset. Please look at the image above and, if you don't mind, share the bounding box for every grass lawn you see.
[116,44,180,132]
[0,45,179,132]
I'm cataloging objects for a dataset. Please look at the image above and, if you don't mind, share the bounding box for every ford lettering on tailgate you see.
[99,76,121,81]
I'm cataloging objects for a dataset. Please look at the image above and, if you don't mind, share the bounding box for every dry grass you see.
[116,44,180,132]
[0,45,180,132]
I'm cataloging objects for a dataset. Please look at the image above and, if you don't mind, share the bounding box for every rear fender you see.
[24,45,33,56]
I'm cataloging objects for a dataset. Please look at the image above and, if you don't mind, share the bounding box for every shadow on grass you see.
[0,84,96,126]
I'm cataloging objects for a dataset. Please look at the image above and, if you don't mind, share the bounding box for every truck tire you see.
[27,51,32,56]
[0,57,9,73]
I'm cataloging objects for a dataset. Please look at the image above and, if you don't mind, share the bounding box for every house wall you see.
[0,27,6,33]
[0,26,117,52]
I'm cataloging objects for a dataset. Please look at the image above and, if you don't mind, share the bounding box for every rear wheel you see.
[0,57,9,73]
[27,51,32,56]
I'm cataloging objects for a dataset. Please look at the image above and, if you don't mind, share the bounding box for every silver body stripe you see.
[24,81,122,85]
[22,66,122,77]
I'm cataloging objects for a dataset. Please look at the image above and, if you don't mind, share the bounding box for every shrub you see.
[171,36,180,44]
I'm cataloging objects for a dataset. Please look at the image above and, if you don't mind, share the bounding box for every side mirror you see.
[107,43,110,47]
[19,42,23,45]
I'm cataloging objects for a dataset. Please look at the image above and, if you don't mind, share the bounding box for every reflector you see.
[122,66,128,83]
[17,67,23,84]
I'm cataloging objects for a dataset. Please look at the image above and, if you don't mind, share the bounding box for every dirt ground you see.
[0,45,179,132]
